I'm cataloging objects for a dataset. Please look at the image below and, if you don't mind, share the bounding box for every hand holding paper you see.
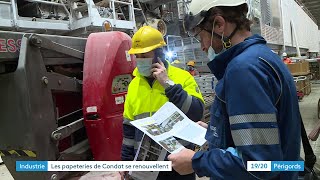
[167,148,195,175]
[197,121,208,129]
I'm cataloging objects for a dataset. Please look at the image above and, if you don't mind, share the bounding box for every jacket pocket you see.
[205,99,226,149]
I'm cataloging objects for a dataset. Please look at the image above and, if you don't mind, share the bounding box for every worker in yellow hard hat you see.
[187,60,195,67]
[187,60,199,76]
[172,60,181,64]
[121,26,204,180]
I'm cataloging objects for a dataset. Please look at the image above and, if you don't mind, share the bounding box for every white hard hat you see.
[283,52,287,57]
[183,0,247,32]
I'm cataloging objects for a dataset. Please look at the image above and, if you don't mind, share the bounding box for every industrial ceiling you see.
[298,0,320,28]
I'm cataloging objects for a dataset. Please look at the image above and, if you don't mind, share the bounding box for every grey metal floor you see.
[1,83,320,180]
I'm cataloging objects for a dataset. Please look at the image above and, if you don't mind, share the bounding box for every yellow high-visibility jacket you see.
[122,61,204,160]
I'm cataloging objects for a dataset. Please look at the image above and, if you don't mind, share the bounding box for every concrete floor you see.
[1,83,320,180]
[299,82,320,169]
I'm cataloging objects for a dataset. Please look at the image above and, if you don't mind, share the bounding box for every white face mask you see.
[208,45,226,61]
[136,58,153,77]
[207,21,226,61]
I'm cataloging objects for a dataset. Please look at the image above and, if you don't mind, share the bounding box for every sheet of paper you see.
[129,134,167,180]
[173,122,207,146]
[130,102,207,153]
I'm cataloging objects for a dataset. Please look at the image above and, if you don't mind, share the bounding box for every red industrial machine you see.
[83,32,136,161]
[0,31,135,180]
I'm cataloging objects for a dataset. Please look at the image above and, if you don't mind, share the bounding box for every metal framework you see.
[0,0,143,35]
[167,36,209,67]
[0,31,89,180]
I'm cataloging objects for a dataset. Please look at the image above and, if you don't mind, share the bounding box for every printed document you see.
[129,134,167,180]
[130,102,207,154]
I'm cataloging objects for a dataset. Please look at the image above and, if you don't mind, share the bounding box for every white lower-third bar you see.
[48,161,172,171]
[247,161,271,171]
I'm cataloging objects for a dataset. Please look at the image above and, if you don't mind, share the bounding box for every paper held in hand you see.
[130,102,207,154]
[129,134,168,180]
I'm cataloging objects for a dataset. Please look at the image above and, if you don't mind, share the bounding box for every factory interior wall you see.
[282,0,319,52]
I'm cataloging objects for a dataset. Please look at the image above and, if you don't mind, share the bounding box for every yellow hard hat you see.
[128,26,166,54]
[172,60,181,64]
[187,60,195,67]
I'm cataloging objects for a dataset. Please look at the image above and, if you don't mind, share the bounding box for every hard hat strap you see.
[208,20,238,49]
[222,25,238,49]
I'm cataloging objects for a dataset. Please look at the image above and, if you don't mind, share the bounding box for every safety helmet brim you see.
[128,42,166,55]
[183,11,206,34]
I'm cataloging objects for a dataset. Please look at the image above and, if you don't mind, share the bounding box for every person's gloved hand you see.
[151,58,169,87]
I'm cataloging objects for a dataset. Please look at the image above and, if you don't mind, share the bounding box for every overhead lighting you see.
[166,51,173,58]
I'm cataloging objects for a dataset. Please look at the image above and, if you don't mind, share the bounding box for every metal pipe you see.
[114,0,131,6]
[136,0,148,25]
[57,109,83,121]
[0,1,11,4]
[59,0,71,17]
[25,0,66,6]
[87,0,92,19]
[279,0,286,53]
[10,0,17,28]
[112,0,116,21]
[128,0,133,22]
[290,20,301,57]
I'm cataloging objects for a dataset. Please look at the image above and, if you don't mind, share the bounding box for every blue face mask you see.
[136,58,153,77]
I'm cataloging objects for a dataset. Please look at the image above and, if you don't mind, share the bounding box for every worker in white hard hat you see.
[282,52,292,64]
[168,0,302,179]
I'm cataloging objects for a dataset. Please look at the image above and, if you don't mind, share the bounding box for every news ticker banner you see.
[247,161,304,171]
[16,161,304,172]
[16,161,171,172]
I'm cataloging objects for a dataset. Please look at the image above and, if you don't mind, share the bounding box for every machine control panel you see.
[112,74,132,94]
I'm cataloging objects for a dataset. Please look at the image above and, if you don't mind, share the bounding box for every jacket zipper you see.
[150,80,156,117]
[142,76,156,117]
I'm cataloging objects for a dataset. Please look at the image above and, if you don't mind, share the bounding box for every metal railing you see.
[0,0,145,34]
